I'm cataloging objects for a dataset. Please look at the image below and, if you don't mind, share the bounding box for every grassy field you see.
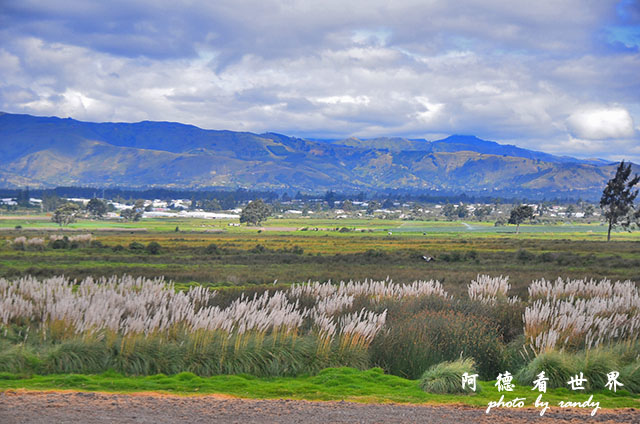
[2,214,640,408]
[1,215,640,299]
[0,368,638,409]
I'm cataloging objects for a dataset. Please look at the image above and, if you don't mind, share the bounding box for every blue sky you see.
[0,0,639,161]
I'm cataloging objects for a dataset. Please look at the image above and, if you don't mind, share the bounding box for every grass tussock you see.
[419,358,480,394]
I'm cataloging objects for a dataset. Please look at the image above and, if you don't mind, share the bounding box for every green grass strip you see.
[0,368,638,409]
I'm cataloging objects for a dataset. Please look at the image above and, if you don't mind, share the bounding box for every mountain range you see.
[0,112,631,199]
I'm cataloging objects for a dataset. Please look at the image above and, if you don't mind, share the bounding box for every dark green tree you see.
[324,190,336,208]
[600,160,640,241]
[120,207,143,221]
[201,199,222,212]
[52,202,81,227]
[16,187,30,207]
[366,201,379,215]
[583,204,595,217]
[442,203,456,220]
[86,198,107,218]
[42,194,64,212]
[565,204,575,218]
[457,204,468,218]
[508,205,534,234]
[341,199,354,212]
[240,199,271,226]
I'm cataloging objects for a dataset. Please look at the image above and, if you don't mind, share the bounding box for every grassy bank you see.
[0,367,638,409]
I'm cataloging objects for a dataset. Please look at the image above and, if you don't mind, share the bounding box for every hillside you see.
[0,112,628,198]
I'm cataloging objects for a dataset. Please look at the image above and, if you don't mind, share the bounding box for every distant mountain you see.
[331,135,607,165]
[0,112,631,199]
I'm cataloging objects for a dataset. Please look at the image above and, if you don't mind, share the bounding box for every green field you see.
[2,215,640,297]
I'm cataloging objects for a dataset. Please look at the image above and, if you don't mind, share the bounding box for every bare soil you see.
[1,390,638,424]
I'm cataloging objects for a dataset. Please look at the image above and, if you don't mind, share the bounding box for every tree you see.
[240,199,271,226]
[42,194,64,212]
[341,200,354,212]
[120,207,143,221]
[200,199,221,212]
[16,187,30,207]
[565,204,575,218]
[583,204,595,217]
[86,198,107,218]
[366,201,379,215]
[442,203,456,220]
[508,205,534,234]
[600,160,640,241]
[52,203,81,227]
[457,204,468,218]
[324,190,336,208]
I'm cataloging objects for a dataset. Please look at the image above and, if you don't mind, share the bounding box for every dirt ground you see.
[1,391,639,424]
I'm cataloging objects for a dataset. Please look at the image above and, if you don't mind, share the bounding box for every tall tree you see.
[52,203,81,227]
[600,161,640,241]
[86,198,107,218]
[508,205,534,234]
[240,199,271,226]
[120,207,143,221]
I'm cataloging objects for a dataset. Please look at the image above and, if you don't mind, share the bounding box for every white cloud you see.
[0,0,638,161]
[567,107,635,140]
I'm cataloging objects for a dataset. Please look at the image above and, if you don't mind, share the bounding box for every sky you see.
[1,0,639,162]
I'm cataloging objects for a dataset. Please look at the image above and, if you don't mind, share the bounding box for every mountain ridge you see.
[0,112,631,199]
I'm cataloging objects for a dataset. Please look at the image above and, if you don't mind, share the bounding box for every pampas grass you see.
[0,275,386,377]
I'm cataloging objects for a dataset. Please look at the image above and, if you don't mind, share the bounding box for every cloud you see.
[0,0,638,162]
[567,107,635,140]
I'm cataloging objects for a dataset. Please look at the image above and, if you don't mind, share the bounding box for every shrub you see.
[250,244,267,253]
[516,351,577,389]
[370,309,504,379]
[204,243,221,255]
[516,249,535,261]
[112,244,124,252]
[128,242,145,251]
[146,241,161,255]
[90,240,104,248]
[620,361,640,393]
[43,340,108,374]
[50,236,70,249]
[420,358,481,394]
[578,350,621,391]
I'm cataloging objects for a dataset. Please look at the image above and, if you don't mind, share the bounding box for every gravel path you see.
[1,391,639,424]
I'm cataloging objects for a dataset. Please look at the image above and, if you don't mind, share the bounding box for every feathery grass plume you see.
[419,358,480,394]
[11,237,27,250]
[338,308,387,352]
[468,274,511,304]
[523,277,640,352]
[289,277,448,304]
[68,234,93,246]
[25,237,45,251]
[516,351,577,389]
[0,274,386,377]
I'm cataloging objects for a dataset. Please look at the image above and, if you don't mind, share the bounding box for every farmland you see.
[1,216,640,297]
